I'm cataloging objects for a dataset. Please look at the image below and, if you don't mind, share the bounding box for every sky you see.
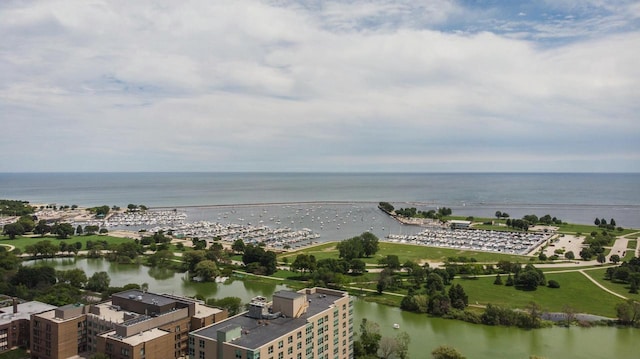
[1,0,639,173]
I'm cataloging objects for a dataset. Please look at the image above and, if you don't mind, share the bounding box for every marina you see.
[67,206,550,255]
[386,228,549,255]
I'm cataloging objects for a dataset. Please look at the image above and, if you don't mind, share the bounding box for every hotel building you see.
[189,287,353,359]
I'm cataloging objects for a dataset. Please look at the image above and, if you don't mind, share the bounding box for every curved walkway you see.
[0,243,15,251]
[578,269,627,300]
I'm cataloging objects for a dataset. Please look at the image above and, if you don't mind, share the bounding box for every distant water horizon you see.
[1,172,638,228]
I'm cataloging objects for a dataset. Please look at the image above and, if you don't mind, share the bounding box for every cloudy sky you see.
[1,0,639,172]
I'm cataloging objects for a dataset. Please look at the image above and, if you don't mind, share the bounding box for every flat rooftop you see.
[193,303,224,319]
[192,290,343,349]
[0,301,57,325]
[112,290,178,307]
[101,327,171,346]
[87,301,127,323]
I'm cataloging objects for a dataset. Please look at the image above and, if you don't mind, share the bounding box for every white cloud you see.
[0,0,638,172]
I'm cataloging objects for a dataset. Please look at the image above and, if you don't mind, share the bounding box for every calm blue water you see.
[0,172,638,228]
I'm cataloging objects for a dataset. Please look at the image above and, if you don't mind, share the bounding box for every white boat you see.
[393,323,400,329]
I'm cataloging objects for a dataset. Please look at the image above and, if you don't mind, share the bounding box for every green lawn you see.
[279,241,530,265]
[0,234,133,251]
[0,348,28,359]
[457,271,624,317]
[623,241,637,261]
[584,268,640,302]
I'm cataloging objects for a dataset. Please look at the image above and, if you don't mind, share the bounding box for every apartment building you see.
[31,290,227,359]
[0,299,56,354]
[189,288,353,359]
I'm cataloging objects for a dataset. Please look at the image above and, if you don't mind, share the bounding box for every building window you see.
[297,331,302,339]
[235,349,243,359]
[199,339,205,348]
[288,347,293,355]
[297,342,302,350]
[278,353,283,359]
[199,351,205,359]
[278,340,283,349]
[268,345,274,354]
[288,336,293,344]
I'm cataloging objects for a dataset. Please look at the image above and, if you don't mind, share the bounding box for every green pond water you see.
[27,258,638,359]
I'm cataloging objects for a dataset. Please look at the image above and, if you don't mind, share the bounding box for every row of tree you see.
[336,232,380,260]
[605,257,640,294]
[594,217,622,230]
[0,199,34,216]
[378,202,453,220]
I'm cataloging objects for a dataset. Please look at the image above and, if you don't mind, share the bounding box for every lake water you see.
[27,258,639,359]
[1,172,639,228]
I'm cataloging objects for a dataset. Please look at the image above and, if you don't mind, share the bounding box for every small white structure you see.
[450,220,471,229]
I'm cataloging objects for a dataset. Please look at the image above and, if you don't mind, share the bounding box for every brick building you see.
[0,299,55,354]
[189,288,353,359]
[31,290,227,359]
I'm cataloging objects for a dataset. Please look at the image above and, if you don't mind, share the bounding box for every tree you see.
[448,284,468,310]
[148,250,173,267]
[52,223,74,239]
[86,271,111,292]
[361,232,380,257]
[57,268,87,288]
[231,239,245,253]
[515,265,546,290]
[378,202,394,213]
[182,250,207,272]
[596,253,606,265]
[76,225,84,235]
[350,259,366,274]
[17,215,35,232]
[379,255,400,270]
[610,254,621,264]
[426,273,445,296]
[505,273,514,286]
[594,218,601,226]
[494,274,503,285]
[562,304,576,326]
[206,297,243,316]
[431,345,466,359]
[579,248,593,261]
[291,254,317,273]
[615,299,640,325]
[34,220,51,237]
[195,260,220,281]
[3,222,25,239]
[495,211,502,219]
[358,319,381,357]
[565,251,575,260]
[378,332,410,359]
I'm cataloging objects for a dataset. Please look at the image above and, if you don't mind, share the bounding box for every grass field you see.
[623,240,637,260]
[279,241,531,265]
[0,348,28,359]
[0,234,133,251]
[583,268,640,302]
[457,271,624,317]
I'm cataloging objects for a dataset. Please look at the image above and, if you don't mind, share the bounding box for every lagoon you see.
[28,258,638,359]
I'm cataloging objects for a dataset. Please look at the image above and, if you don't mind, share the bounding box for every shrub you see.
[548,280,560,288]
